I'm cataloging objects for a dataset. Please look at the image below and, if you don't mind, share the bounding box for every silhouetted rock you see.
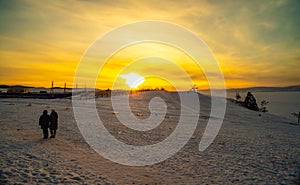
[244,92,259,111]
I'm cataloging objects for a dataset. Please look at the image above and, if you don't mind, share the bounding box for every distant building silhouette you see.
[7,87,29,93]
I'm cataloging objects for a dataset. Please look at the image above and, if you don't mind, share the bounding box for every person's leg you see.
[43,128,48,139]
[45,128,49,138]
[53,129,56,137]
[50,129,54,138]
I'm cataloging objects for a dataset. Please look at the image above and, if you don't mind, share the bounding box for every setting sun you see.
[120,73,145,88]
[1,1,300,184]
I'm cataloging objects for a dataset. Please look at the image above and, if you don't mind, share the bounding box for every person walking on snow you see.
[39,110,51,139]
[50,109,58,138]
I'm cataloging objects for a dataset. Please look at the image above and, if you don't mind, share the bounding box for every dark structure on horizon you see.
[0,82,72,99]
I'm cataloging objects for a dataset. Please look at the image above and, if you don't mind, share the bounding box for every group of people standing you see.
[39,109,58,139]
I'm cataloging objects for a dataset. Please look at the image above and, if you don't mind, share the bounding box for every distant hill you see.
[201,85,300,92]
[1,84,300,92]
[0,85,72,89]
[52,87,72,90]
[227,85,300,92]
[0,85,34,89]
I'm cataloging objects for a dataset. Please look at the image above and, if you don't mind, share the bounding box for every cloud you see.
[0,0,299,88]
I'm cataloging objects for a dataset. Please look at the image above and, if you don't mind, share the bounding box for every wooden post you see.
[51,81,54,98]
[298,111,300,124]
[64,82,66,94]
[84,84,87,100]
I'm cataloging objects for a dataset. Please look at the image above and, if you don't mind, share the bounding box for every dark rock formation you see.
[244,92,259,111]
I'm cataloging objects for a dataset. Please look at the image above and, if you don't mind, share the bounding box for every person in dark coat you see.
[50,109,58,138]
[39,110,51,139]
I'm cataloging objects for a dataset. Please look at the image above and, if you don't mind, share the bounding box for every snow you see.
[0,91,300,184]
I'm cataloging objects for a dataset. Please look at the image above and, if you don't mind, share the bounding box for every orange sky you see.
[95,42,208,91]
[0,0,299,90]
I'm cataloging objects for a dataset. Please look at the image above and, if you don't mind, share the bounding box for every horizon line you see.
[1,84,300,91]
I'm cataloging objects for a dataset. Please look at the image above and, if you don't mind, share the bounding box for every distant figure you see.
[39,110,51,139]
[50,109,58,138]
[244,92,259,111]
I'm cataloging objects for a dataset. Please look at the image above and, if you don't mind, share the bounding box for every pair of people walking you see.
[39,109,58,139]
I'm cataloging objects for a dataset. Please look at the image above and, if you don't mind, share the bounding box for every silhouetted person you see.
[39,110,51,139]
[50,109,58,138]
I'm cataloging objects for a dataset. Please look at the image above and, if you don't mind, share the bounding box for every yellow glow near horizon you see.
[96,42,208,91]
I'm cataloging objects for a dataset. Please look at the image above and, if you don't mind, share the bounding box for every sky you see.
[0,0,299,90]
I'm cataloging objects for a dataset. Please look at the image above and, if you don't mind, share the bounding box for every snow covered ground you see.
[0,91,300,184]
